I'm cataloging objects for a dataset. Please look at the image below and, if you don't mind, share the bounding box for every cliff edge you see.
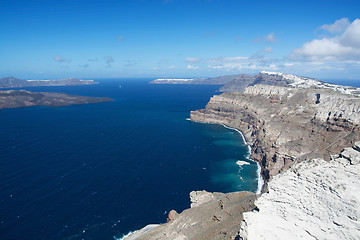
[191,84,360,180]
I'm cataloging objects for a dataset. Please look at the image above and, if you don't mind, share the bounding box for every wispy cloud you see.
[253,32,277,43]
[263,46,273,53]
[168,65,176,69]
[88,58,98,62]
[53,55,70,63]
[187,64,199,70]
[206,52,280,72]
[264,32,277,43]
[117,35,126,41]
[290,18,360,62]
[318,17,350,34]
[104,56,114,67]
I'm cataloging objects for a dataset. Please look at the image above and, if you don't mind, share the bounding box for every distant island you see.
[0,77,112,109]
[0,77,98,89]
[151,71,360,96]
[0,89,113,109]
[149,76,235,85]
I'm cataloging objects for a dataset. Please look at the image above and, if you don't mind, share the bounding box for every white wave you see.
[186,118,264,194]
[220,124,264,194]
[113,230,136,240]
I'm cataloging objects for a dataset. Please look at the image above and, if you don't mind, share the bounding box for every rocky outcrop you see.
[191,84,360,180]
[0,77,97,88]
[0,90,113,109]
[123,191,257,240]
[240,142,360,240]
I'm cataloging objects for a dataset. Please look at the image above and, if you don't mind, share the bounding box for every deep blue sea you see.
[0,79,259,240]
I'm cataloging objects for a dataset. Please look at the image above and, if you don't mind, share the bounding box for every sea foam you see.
[220,124,264,194]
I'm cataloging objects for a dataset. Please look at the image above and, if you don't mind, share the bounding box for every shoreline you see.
[219,124,264,195]
[187,118,264,194]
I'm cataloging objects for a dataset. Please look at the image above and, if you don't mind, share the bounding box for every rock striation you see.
[240,142,360,240]
[0,90,113,109]
[123,191,257,240]
[191,84,360,180]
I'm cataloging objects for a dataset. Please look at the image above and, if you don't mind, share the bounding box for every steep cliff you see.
[190,85,360,180]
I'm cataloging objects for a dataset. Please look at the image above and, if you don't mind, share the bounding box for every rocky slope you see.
[0,90,112,109]
[123,191,257,240]
[0,77,98,88]
[191,84,360,180]
[240,142,360,240]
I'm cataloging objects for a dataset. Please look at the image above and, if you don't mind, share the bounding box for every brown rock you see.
[167,210,179,222]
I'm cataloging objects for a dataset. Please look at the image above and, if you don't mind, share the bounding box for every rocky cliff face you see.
[240,142,360,240]
[191,84,360,180]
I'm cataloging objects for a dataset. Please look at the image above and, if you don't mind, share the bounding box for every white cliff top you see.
[241,143,360,240]
[261,71,360,97]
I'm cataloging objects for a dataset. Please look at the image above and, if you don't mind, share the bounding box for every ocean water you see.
[0,79,259,240]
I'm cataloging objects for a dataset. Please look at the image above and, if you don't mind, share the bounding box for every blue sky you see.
[0,0,359,80]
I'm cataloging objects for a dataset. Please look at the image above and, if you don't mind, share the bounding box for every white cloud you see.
[186,57,201,63]
[187,64,199,70]
[319,18,350,34]
[264,32,277,43]
[117,35,126,40]
[340,19,360,48]
[207,56,248,62]
[284,62,295,67]
[290,18,360,61]
[207,54,278,71]
[168,65,176,69]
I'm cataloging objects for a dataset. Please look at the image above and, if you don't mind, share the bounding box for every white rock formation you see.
[240,143,360,240]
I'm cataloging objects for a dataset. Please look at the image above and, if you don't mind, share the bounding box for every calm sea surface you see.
[0,79,258,239]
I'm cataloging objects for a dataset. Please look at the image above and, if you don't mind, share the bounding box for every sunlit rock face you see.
[191,84,360,180]
[240,142,360,240]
